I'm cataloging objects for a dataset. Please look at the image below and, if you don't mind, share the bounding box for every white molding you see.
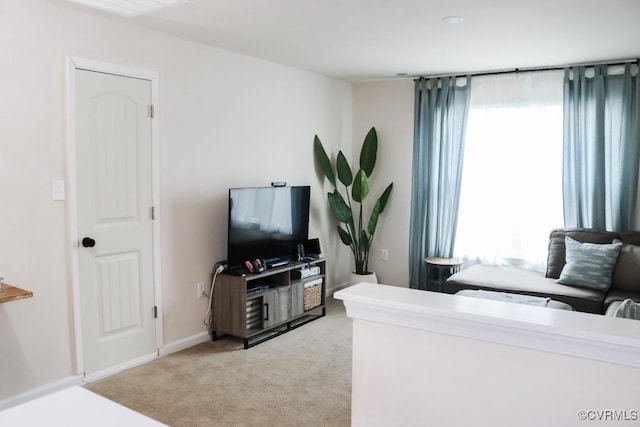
[83,353,158,384]
[158,332,210,357]
[335,283,640,368]
[0,375,83,411]
[148,61,164,351]
[65,57,84,376]
[66,56,164,376]
[327,281,350,297]
[68,57,159,81]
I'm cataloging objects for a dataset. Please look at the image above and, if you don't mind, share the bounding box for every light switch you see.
[52,180,65,201]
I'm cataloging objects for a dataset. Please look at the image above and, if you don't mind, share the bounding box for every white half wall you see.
[336,283,640,427]
[0,0,352,401]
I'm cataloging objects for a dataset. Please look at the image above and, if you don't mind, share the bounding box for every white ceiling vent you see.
[66,0,191,17]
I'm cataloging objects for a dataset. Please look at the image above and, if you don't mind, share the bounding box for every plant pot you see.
[349,271,378,285]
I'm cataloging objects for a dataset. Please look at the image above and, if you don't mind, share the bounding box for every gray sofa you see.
[444,228,640,314]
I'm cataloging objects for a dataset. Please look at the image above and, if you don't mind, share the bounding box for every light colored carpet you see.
[86,297,352,427]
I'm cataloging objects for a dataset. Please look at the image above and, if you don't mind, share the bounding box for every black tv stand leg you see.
[211,330,226,341]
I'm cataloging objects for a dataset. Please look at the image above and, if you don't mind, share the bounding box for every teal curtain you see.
[409,76,472,290]
[563,64,640,232]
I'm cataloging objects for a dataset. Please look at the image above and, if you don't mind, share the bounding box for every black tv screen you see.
[227,186,310,268]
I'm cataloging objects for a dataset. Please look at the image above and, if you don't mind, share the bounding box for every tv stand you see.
[211,258,326,348]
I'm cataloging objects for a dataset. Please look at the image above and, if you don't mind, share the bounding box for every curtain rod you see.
[414,58,640,81]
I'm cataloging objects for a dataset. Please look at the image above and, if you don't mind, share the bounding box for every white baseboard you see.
[86,331,211,381]
[328,282,350,296]
[0,333,212,411]
[83,352,158,384]
[0,375,83,411]
[158,331,210,357]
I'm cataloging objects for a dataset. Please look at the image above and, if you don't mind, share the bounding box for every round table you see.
[424,257,463,292]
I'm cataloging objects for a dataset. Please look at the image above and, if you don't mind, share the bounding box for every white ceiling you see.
[58,0,640,81]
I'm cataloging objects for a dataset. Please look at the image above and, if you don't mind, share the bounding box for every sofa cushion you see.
[546,228,619,279]
[612,242,640,293]
[445,264,605,313]
[555,237,622,291]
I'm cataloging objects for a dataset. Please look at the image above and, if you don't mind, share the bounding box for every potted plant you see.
[314,127,393,283]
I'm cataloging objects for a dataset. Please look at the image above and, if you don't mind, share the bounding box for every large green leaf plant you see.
[314,127,393,275]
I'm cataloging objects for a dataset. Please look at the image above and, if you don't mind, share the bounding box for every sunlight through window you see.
[454,71,564,271]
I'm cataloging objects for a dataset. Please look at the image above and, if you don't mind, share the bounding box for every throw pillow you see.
[555,236,622,290]
[612,242,640,293]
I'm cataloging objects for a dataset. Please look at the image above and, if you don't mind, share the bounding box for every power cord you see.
[203,264,225,328]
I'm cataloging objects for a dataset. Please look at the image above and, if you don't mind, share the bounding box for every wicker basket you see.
[303,279,322,311]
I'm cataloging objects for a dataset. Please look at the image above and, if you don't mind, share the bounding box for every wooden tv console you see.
[211,258,326,348]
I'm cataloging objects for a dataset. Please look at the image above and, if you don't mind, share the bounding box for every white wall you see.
[352,80,414,286]
[352,319,640,427]
[0,0,352,401]
[338,284,640,427]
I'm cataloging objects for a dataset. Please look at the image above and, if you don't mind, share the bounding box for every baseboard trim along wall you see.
[328,281,350,296]
[84,353,159,384]
[1,333,211,410]
[0,375,84,411]
[161,287,348,357]
[158,331,211,357]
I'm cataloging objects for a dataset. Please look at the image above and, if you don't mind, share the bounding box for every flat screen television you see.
[227,186,310,268]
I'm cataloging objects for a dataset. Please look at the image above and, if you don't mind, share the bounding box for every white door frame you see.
[66,56,164,378]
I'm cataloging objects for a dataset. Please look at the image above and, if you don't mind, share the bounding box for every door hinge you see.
[154,306,158,319]
[151,206,155,220]
[149,104,154,118]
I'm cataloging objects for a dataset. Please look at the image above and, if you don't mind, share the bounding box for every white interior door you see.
[75,69,156,377]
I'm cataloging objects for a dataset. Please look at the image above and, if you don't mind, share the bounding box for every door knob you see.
[82,237,96,248]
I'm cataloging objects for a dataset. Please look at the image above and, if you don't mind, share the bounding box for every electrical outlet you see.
[381,249,389,261]
[197,281,207,298]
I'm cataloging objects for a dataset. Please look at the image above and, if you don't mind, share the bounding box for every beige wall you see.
[352,80,414,286]
[0,0,352,401]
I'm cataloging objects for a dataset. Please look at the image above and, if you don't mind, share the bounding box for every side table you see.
[424,257,463,292]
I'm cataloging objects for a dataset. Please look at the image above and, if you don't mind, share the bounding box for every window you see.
[454,71,564,272]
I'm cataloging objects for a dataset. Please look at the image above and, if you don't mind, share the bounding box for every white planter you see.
[349,272,378,285]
